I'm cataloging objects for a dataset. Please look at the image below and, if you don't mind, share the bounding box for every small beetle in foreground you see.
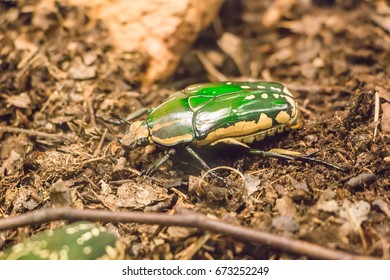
[121,81,343,175]
[0,222,123,260]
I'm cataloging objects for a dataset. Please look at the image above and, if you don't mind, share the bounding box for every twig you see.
[196,51,227,82]
[87,97,97,129]
[83,176,116,211]
[81,155,109,165]
[0,126,73,143]
[373,91,380,141]
[93,128,108,157]
[0,207,375,260]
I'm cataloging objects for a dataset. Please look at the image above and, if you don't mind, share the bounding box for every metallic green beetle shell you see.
[0,222,123,260]
[147,81,300,147]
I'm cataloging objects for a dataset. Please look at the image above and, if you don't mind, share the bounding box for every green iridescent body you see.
[146,81,300,147]
[0,222,123,260]
[120,81,345,172]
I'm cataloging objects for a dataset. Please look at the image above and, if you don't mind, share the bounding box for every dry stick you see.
[0,207,373,260]
[196,51,227,82]
[93,128,108,157]
[0,126,71,143]
[373,91,380,141]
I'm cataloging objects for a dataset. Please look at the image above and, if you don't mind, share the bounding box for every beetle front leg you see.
[144,148,176,176]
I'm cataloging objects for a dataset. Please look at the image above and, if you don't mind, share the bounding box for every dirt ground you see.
[0,0,389,259]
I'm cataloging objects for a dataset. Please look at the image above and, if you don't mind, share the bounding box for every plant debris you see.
[0,0,389,260]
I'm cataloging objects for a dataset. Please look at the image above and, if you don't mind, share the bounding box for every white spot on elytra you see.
[39,240,48,248]
[62,245,70,252]
[91,228,101,237]
[226,82,232,85]
[245,94,255,100]
[273,94,280,98]
[78,223,95,231]
[241,85,250,89]
[65,227,79,235]
[261,93,268,99]
[11,243,25,253]
[257,85,266,89]
[76,231,94,245]
[36,249,50,259]
[271,86,282,92]
[59,249,69,260]
[48,251,59,260]
[105,245,118,259]
[83,246,92,255]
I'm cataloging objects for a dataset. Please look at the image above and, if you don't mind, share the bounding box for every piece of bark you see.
[60,0,223,85]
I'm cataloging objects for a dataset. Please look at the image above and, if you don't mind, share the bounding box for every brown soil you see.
[0,0,389,259]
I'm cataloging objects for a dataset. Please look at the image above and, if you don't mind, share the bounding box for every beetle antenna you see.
[110,112,131,126]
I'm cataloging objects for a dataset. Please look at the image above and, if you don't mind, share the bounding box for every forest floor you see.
[0,0,389,259]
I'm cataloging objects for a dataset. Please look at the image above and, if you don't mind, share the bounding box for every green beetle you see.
[0,221,124,260]
[120,81,326,174]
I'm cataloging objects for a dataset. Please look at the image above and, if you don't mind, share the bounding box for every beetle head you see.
[121,120,150,150]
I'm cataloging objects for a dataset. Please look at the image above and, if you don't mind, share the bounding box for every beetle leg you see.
[248,148,345,171]
[283,153,346,171]
[143,148,176,176]
[185,146,227,182]
[185,146,211,170]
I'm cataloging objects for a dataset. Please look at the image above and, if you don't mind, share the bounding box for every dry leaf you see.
[372,199,390,218]
[50,178,72,207]
[0,150,23,176]
[381,102,390,132]
[166,226,196,240]
[317,200,339,213]
[218,32,250,76]
[272,215,299,232]
[3,92,31,109]
[339,200,370,235]
[12,187,39,212]
[375,86,390,102]
[346,172,378,188]
[244,173,260,196]
[61,0,223,84]
[68,57,97,80]
[262,0,295,27]
[108,181,168,209]
[316,189,338,212]
[371,14,390,33]
[275,196,297,216]
[0,134,33,159]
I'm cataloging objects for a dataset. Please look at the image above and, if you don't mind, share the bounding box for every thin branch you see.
[0,126,73,143]
[196,51,228,82]
[373,91,380,141]
[0,207,375,260]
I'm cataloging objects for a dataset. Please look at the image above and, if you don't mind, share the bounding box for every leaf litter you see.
[0,0,389,259]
